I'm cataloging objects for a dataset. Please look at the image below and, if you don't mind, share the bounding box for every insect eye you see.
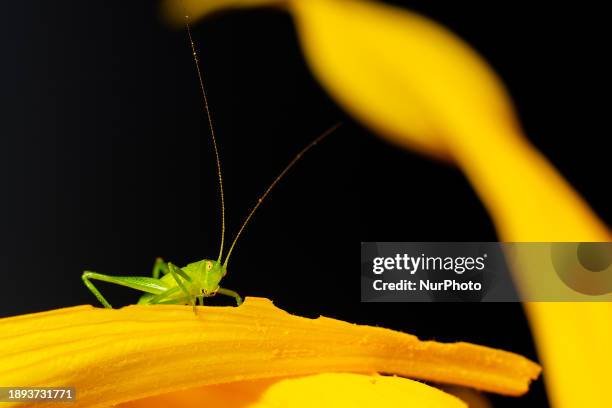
[206,262,212,271]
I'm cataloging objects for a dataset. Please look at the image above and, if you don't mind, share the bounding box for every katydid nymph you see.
[81,17,341,313]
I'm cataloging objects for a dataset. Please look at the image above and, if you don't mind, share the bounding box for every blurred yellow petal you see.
[301,0,608,240]
[291,0,516,162]
[121,373,467,408]
[440,385,493,408]
[162,0,286,25]
[163,1,611,407]
[0,297,539,407]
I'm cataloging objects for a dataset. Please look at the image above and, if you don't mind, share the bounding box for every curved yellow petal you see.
[440,385,493,408]
[290,0,517,162]
[0,297,539,407]
[284,0,609,241]
[252,374,466,408]
[162,0,286,25]
[121,373,467,408]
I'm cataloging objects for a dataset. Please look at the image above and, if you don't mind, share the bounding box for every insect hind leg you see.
[82,272,113,308]
[152,257,169,279]
[82,271,170,309]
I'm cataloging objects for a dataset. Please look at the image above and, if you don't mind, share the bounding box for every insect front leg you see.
[82,271,170,308]
[152,257,169,279]
[167,263,195,307]
[216,287,243,306]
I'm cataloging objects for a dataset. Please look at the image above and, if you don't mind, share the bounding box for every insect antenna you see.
[184,14,226,263]
[223,122,343,267]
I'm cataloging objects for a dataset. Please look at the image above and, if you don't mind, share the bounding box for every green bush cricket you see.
[81,16,341,312]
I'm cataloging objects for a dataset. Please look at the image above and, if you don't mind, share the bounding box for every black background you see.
[2,1,611,406]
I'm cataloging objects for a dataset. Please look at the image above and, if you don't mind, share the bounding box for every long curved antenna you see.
[223,122,342,267]
[184,15,226,262]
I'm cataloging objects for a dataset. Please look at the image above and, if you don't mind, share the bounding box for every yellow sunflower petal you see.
[162,0,286,25]
[121,373,467,408]
[440,385,493,408]
[0,297,539,407]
